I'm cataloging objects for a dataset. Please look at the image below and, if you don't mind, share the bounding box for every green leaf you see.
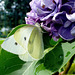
[50,38,62,46]
[6,61,37,75]
[35,64,52,75]
[0,38,5,45]
[0,40,4,45]
[37,70,52,75]
[43,33,51,49]
[44,42,75,73]
[43,33,62,49]
[0,49,25,75]
[0,39,5,54]
[7,24,29,37]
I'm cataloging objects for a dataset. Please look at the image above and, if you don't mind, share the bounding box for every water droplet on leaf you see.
[58,54,63,59]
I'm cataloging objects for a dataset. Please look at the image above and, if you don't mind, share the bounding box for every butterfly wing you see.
[27,27,44,59]
[1,35,26,54]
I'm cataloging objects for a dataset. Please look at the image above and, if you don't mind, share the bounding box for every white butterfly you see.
[1,24,44,61]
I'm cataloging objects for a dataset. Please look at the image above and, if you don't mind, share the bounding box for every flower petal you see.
[25,17,36,25]
[64,20,71,28]
[41,0,55,9]
[40,6,58,21]
[26,11,38,19]
[58,25,75,40]
[66,13,75,22]
[71,26,75,36]
[54,12,68,24]
[60,4,72,14]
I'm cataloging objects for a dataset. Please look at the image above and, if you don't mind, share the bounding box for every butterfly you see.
[1,24,44,61]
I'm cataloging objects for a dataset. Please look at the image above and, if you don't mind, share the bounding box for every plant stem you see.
[62,54,75,74]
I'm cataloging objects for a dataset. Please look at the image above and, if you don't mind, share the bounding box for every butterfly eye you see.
[24,37,26,40]
[15,42,18,45]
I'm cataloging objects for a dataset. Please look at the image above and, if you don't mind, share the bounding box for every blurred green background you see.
[0,0,31,37]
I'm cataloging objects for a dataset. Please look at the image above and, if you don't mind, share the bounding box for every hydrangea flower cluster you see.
[25,0,75,41]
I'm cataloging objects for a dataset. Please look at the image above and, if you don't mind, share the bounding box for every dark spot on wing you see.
[15,42,18,45]
[24,37,26,40]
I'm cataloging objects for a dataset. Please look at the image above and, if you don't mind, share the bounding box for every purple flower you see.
[25,0,75,41]
[52,0,75,40]
[25,0,62,25]
[25,10,39,25]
